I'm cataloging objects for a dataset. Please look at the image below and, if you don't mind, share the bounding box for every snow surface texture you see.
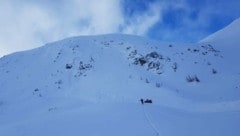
[0,19,240,136]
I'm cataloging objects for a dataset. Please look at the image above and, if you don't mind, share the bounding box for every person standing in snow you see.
[140,98,144,105]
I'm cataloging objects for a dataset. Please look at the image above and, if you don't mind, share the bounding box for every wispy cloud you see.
[121,2,162,35]
[0,0,125,56]
[0,0,240,56]
[0,0,166,57]
[146,0,240,42]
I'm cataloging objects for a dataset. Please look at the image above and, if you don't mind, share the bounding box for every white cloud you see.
[0,1,58,56]
[122,2,162,35]
[0,0,165,57]
[0,0,118,56]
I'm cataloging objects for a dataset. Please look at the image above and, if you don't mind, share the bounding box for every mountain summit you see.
[0,22,240,135]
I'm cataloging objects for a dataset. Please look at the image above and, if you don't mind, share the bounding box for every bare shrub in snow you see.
[66,64,72,69]
[79,61,92,69]
[195,76,200,82]
[145,78,150,83]
[186,76,195,82]
[193,49,200,52]
[156,82,162,88]
[34,88,39,92]
[118,42,124,45]
[90,57,95,62]
[212,68,217,74]
[48,107,57,111]
[186,75,200,83]
[56,80,62,85]
[126,46,131,50]
[172,62,177,72]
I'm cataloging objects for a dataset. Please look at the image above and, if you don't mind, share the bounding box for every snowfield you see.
[0,19,240,136]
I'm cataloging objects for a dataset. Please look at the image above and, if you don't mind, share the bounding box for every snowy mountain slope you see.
[200,17,240,75]
[0,32,240,136]
[201,18,240,46]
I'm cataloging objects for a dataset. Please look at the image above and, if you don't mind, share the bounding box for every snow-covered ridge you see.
[0,31,240,136]
[200,17,240,46]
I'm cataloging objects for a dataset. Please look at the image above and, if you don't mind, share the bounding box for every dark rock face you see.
[128,50,168,75]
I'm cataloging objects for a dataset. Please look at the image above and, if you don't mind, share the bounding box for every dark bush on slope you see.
[186,75,200,83]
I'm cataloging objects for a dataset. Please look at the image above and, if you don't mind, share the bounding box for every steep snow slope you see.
[201,17,240,77]
[201,18,240,46]
[0,33,240,136]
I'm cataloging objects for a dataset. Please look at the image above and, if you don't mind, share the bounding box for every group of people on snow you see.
[140,98,152,104]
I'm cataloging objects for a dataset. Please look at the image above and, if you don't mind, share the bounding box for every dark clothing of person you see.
[140,99,144,104]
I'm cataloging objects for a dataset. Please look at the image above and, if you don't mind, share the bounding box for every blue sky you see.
[0,0,240,56]
[122,0,240,42]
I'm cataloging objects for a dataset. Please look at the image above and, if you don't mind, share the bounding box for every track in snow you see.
[142,105,161,136]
